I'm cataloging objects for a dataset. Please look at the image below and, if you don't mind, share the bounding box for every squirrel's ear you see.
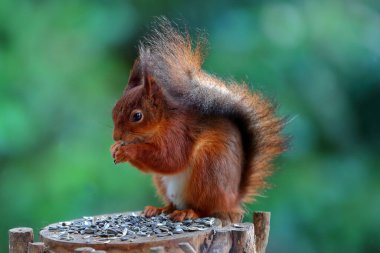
[125,59,141,92]
[143,66,159,98]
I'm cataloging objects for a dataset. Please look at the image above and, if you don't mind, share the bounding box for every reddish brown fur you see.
[111,19,285,222]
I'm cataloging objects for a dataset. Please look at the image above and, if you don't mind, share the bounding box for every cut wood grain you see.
[253,211,271,253]
[27,242,47,253]
[150,246,165,253]
[178,242,196,253]
[74,247,96,252]
[201,223,255,253]
[9,227,34,253]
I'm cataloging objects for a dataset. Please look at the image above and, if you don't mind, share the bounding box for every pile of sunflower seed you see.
[47,213,215,243]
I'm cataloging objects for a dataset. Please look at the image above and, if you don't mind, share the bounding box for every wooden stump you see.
[39,212,224,253]
[8,211,271,253]
[28,242,47,253]
[9,227,34,253]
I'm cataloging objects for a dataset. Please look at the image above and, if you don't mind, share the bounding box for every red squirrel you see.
[111,19,285,223]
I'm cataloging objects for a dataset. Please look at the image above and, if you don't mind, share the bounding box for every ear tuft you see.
[143,65,159,98]
[125,59,142,92]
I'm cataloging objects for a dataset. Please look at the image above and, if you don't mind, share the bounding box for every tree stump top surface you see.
[39,212,234,253]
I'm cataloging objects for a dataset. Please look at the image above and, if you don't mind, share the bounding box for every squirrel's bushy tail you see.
[139,18,286,203]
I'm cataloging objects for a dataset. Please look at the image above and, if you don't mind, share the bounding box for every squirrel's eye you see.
[131,111,143,122]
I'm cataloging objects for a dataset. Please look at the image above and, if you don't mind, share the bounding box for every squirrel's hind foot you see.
[143,204,174,217]
[169,209,199,221]
[143,205,199,221]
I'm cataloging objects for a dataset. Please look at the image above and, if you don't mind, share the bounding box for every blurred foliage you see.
[1,0,380,252]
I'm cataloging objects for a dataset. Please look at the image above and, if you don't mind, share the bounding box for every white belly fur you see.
[161,168,191,210]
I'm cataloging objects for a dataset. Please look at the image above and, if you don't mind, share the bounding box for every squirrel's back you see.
[138,18,285,203]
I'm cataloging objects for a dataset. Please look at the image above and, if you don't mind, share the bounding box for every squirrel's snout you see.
[113,129,123,141]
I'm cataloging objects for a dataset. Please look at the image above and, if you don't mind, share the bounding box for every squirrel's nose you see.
[113,130,122,141]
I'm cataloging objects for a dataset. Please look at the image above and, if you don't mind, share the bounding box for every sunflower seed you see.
[45,213,217,243]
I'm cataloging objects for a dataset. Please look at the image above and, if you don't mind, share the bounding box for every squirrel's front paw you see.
[111,141,130,164]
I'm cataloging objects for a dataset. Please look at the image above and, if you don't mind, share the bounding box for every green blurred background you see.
[1,0,379,252]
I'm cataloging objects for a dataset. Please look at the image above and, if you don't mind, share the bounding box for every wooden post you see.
[178,242,196,253]
[253,211,271,253]
[9,227,34,253]
[27,242,47,253]
[150,246,165,253]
